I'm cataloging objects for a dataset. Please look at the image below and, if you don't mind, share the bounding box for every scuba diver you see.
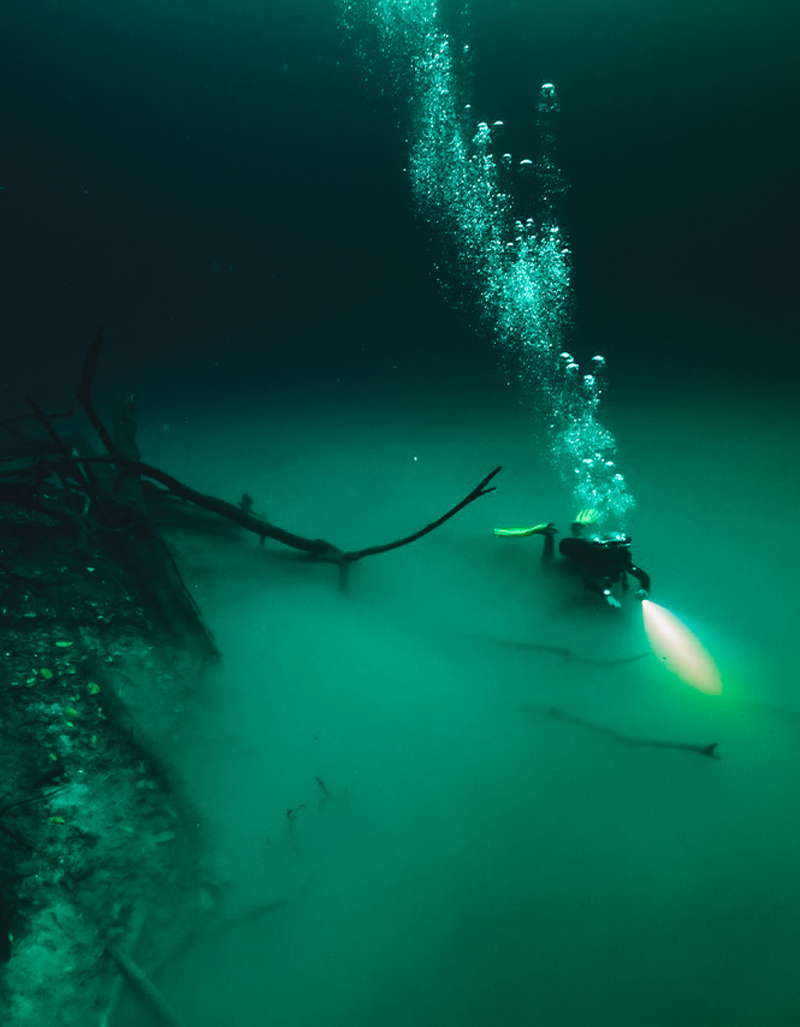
[494,508,651,609]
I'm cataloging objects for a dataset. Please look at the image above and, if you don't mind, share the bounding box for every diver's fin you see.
[493,523,551,537]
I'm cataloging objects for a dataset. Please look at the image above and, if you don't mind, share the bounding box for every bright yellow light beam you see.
[641,600,723,695]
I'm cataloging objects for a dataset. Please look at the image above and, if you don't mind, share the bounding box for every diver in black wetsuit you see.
[494,510,651,608]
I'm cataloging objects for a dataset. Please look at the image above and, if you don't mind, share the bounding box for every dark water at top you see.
[2,3,800,1025]
[2,0,798,397]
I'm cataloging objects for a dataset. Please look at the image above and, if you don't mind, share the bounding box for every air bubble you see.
[473,123,491,149]
[338,7,635,524]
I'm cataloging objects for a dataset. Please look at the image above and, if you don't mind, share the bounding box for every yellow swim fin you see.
[493,523,552,537]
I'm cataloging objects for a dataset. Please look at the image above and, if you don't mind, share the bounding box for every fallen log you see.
[107,943,187,1027]
[3,332,501,600]
[77,454,501,571]
[524,704,721,759]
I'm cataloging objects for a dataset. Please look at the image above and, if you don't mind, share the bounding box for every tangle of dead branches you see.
[1,330,501,590]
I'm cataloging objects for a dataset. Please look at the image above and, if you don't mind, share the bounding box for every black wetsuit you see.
[543,530,651,600]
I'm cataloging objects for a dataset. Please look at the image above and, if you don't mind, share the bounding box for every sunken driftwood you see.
[480,634,651,667]
[79,452,501,590]
[106,943,187,1027]
[72,330,501,590]
[525,705,720,759]
[1,331,500,602]
[2,354,219,657]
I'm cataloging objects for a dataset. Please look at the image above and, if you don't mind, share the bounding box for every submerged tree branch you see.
[69,329,501,571]
[337,465,501,564]
[75,455,501,568]
[76,328,119,458]
[525,705,720,759]
[77,455,342,556]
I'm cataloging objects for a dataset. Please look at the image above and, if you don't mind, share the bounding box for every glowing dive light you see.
[641,600,723,695]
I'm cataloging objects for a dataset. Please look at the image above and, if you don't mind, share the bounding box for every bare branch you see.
[69,332,501,573]
[337,465,501,564]
[76,328,119,457]
[75,456,500,567]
